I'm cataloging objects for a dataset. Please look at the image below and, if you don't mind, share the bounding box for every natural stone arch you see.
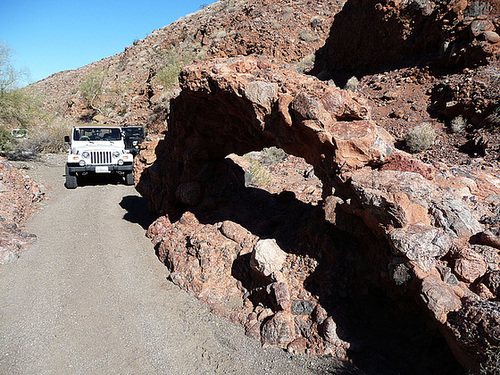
[135,56,500,373]
[136,55,393,217]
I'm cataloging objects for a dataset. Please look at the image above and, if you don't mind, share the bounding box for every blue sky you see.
[0,0,216,85]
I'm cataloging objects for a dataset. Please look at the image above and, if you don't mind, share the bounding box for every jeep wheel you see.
[125,172,134,186]
[65,165,78,189]
[65,174,78,189]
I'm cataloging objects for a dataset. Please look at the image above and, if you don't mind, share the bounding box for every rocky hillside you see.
[29,0,343,132]
[26,0,500,374]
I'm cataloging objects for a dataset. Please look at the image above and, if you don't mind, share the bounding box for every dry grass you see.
[405,122,436,153]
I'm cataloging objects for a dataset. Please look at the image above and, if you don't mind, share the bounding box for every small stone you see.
[389,223,452,272]
[323,317,339,343]
[287,337,307,354]
[0,250,19,264]
[421,274,461,323]
[484,31,500,44]
[267,281,291,311]
[291,300,314,315]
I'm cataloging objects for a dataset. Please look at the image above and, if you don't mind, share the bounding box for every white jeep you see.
[64,125,134,189]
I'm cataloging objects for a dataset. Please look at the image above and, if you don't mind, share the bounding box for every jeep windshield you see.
[122,127,144,138]
[74,127,121,141]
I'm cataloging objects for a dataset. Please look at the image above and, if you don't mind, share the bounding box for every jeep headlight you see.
[118,159,124,166]
[82,152,90,158]
[79,160,86,167]
[112,151,120,158]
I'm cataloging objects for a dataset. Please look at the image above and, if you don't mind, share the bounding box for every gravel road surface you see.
[0,156,346,375]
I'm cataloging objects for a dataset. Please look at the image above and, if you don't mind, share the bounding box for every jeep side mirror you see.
[64,135,70,143]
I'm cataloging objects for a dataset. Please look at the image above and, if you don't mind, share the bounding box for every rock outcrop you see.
[0,158,46,263]
[136,55,500,373]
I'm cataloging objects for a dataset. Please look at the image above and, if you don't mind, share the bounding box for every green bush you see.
[156,49,196,89]
[247,159,272,187]
[5,119,74,160]
[293,54,315,73]
[299,30,315,42]
[0,126,14,152]
[405,123,436,153]
[258,147,288,166]
[243,147,289,187]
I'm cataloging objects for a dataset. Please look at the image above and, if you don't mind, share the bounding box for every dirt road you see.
[0,156,342,375]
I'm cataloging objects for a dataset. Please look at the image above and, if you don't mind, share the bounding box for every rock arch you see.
[136,55,500,373]
[136,55,393,218]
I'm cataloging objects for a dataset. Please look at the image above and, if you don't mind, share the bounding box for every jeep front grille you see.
[90,151,112,164]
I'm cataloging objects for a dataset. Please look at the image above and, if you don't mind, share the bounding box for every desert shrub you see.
[405,122,436,153]
[156,49,196,89]
[281,8,294,21]
[258,147,288,166]
[243,147,288,187]
[293,54,316,73]
[345,76,360,91]
[299,30,315,42]
[450,115,467,133]
[310,16,323,29]
[80,69,106,108]
[247,159,272,187]
[0,89,40,128]
[0,126,14,152]
[465,1,492,17]
[11,120,74,157]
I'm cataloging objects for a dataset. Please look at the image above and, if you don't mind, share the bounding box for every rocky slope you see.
[28,0,342,132]
[24,0,500,373]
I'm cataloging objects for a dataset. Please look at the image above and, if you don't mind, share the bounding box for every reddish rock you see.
[389,224,452,272]
[380,152,434,180]
[261,311,297,349]
[421,274,462,324]
[266,281,291,311]
[480,271,500,297]
[287,336,308,355]
[135,55,500,371]
[454,247,488,283]
[480,227,500,249]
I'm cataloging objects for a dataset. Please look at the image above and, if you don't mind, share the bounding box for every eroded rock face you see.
[136,55,500,373]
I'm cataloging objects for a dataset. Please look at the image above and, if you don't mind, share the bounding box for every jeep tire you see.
[65,166,78,189]
[125,172,134,186]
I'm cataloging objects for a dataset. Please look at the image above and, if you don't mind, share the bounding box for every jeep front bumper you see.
[66,163,133,173]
